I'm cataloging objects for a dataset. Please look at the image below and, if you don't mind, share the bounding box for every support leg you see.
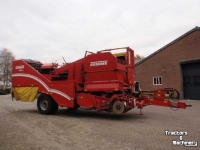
[139,108,143,115]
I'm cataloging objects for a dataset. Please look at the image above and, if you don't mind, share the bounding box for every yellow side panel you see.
[12,87,38,102]
[12,88,20,100]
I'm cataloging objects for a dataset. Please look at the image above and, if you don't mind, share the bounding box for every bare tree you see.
[0,48,15,90]
[134,54,145,63]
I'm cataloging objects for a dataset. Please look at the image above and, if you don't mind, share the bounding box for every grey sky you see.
[0,0,200,64]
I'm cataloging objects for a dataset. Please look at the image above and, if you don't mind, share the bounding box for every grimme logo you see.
[15,65,24,71]
[90,60,108,66]
[165,130,198,147]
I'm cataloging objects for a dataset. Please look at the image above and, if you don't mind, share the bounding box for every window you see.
[40,69,51,74]
[153,76,162,85]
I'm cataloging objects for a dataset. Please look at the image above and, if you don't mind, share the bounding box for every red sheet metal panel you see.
[83,51,130,91]
[12,60,74,108]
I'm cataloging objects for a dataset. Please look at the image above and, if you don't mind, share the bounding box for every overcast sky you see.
[0,0,200,64]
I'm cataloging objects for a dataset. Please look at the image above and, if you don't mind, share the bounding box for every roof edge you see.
[180,58,200,65]
[135,26,200,66]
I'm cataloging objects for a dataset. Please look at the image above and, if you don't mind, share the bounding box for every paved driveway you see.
[0,95,199,150]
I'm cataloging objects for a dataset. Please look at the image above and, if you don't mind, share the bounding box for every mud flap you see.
[12,87,38,102]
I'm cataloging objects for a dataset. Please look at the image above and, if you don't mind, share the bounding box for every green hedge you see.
[0,89,11,95]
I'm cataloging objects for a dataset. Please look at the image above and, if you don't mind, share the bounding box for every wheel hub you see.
[40,99,48,111]
[112,101,125,114]
[116,105,121,110]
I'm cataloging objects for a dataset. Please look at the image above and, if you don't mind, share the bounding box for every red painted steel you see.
[12,47,190,114]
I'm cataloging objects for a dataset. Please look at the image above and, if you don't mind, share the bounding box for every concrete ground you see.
[0,95,199,150]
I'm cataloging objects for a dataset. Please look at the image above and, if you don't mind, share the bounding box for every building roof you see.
[135,26,200,66]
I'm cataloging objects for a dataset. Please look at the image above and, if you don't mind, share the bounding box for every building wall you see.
[135,30,200,98]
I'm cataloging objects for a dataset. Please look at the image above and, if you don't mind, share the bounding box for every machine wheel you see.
[37,94,58,115]
[112,101,125,114]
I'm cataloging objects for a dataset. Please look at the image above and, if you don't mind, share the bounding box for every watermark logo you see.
[165,130,198,147]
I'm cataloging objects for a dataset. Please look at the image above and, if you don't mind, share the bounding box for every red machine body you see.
[12,47,191,115]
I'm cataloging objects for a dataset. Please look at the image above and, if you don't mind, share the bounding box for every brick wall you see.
[135,29,200,99]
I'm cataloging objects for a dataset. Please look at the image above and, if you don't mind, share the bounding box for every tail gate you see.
[12,59,74,108]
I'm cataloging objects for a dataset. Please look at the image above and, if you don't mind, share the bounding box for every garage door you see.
[181,61,200,100]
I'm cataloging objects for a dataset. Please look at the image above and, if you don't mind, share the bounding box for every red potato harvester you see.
[12,47,191,115]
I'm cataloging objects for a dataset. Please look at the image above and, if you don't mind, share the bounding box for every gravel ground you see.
[0,95,199,150]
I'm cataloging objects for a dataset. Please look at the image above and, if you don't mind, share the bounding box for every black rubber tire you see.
[37,94,58,115]
[112,101,125,114]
